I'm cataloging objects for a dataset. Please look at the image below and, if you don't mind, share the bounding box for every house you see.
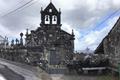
[95,17,120,71]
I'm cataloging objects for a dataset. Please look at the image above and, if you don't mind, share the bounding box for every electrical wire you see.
[0,0,25,16]
[94,8,120,31]
[1,0,35,18]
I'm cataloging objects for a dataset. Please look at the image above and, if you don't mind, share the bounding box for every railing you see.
[82,67,106,70]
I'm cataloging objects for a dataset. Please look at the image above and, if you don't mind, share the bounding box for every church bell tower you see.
[40,2,61,27]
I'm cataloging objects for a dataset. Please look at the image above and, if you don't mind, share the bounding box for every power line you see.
[18,0,25,4]
[94,8,120,30]
[78,8,120,40]
[17,0,39,12]
[9,0,39,16]
[0,0,25,16]
[1,0,35,18]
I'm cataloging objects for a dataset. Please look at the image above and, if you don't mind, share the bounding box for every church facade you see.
[25,2,75,68]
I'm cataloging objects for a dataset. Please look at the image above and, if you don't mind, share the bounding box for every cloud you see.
[62,0,120,30]
[0,24,10,36]
[0,0,120,50]
[77,16,119,51]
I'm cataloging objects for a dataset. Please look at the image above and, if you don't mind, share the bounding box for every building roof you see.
[61,30,72,36]
[95,17,120,54]
[107,17,120,36]
[94,37,106,54]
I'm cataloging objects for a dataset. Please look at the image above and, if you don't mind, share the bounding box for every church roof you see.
[44,2,59,14]
[61,30,72,36]
[94,36,106,54]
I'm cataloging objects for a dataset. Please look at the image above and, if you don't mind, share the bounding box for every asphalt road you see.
[0,64,25,80]
[0,58,52,80]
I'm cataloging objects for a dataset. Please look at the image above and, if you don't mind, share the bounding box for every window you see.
[49,9,52,12]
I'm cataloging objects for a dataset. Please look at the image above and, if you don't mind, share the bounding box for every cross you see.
[50,0,52,3]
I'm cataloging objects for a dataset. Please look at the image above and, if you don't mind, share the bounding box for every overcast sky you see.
[0,0,120,51]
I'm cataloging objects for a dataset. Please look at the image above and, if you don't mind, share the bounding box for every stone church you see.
[25,2,75,69]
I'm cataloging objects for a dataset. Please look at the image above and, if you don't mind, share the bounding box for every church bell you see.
[53,16,56,21]
[46,16,49,21]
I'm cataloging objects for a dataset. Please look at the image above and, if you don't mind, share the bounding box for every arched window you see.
[52,15,57,24]
[45,15,50,24]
